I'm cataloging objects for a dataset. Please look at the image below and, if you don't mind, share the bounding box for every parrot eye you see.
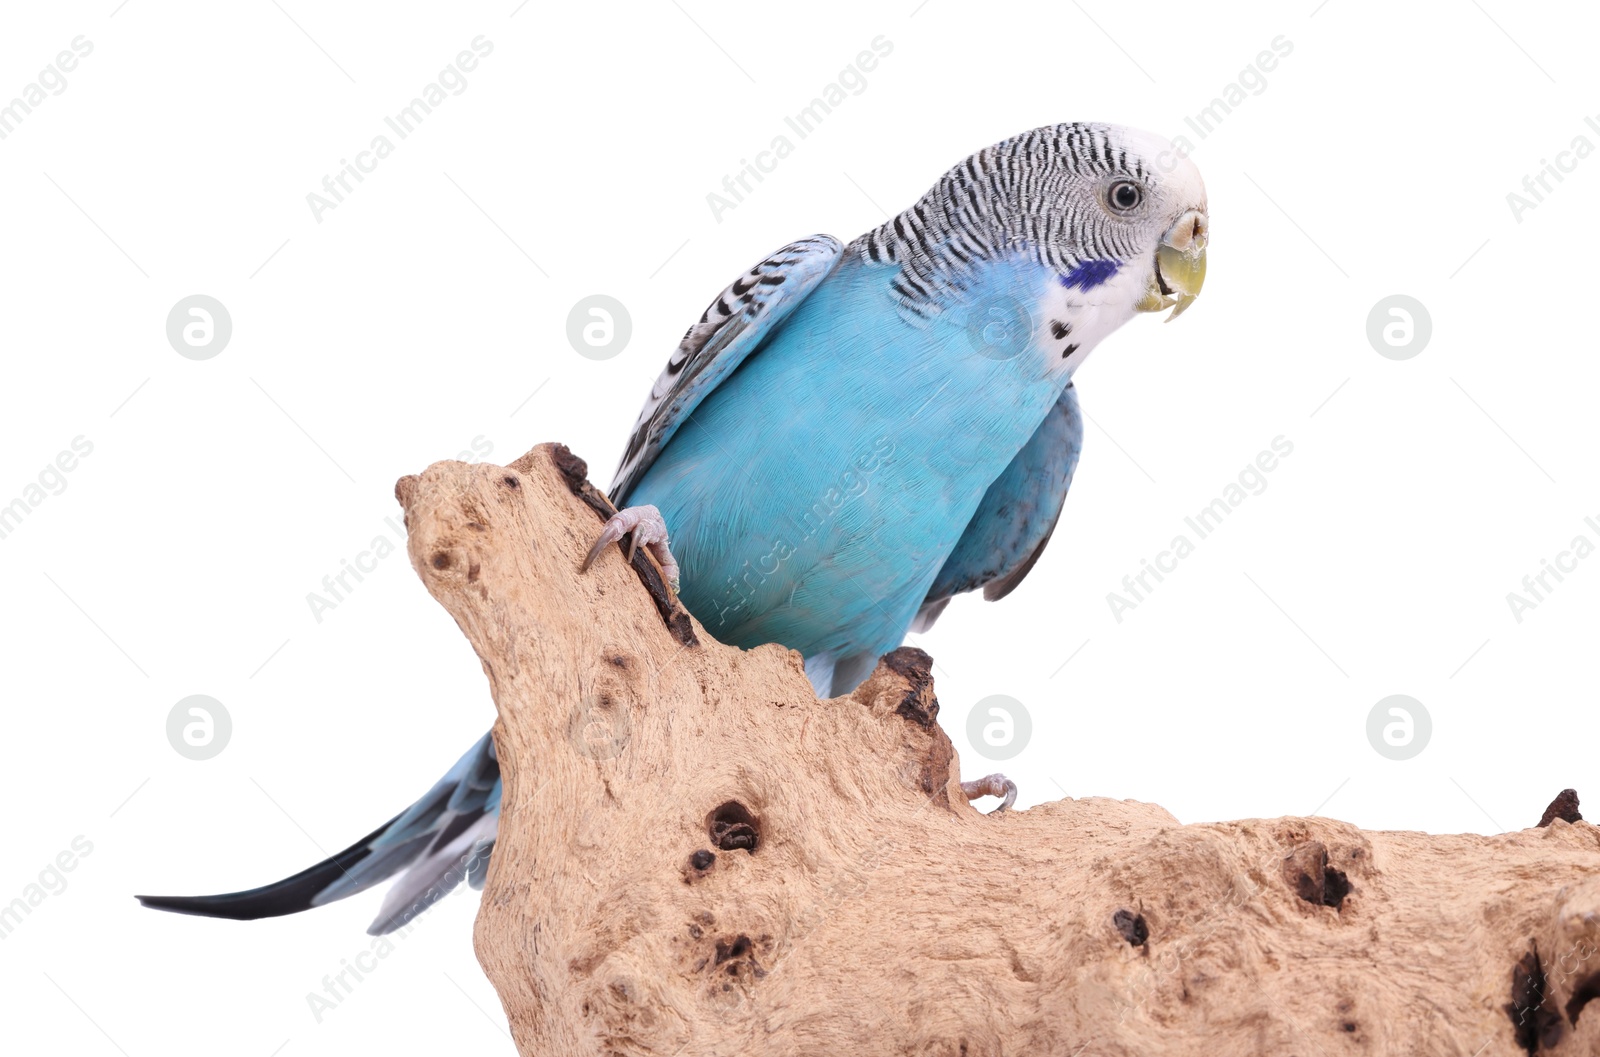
[1107,180,1143,213]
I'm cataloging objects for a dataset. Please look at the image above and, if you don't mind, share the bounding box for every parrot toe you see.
[961,773,1017,814]
[581,504,680,593]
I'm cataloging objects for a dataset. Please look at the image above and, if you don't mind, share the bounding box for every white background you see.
[2,1,1596,1052]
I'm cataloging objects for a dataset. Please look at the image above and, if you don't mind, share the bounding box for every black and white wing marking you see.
[912,383,1085,632]
[609,235,844,505]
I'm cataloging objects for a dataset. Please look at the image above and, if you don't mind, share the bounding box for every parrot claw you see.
[961,773,1017,815]
[581,504,680,594]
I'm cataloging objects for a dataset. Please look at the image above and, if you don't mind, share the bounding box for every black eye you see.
[1108,180,1142,212]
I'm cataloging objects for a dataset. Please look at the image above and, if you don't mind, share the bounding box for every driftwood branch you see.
[394,444,1600,1057]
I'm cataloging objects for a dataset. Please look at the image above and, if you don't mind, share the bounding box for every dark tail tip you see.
[134,887,320,922]
[135,813,401,923]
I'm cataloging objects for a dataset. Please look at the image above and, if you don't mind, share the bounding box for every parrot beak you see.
[1137,210,1208,321]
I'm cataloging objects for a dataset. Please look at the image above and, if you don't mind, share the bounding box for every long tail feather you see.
[136,732,501,934]
[135,813,403,922]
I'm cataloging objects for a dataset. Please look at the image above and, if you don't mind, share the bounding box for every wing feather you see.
[912,383,1084,631]
[610,235,844,503]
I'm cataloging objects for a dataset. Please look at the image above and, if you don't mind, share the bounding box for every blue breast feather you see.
[626,252,1074,664]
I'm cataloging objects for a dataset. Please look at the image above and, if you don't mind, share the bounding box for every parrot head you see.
[1030,123,1209,322]
[862,122,1209,345]
[1108,128,1209,322]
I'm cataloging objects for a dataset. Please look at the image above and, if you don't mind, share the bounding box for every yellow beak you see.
[1137,211,1208,321]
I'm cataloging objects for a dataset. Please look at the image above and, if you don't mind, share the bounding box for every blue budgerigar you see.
[138,122,1207,934]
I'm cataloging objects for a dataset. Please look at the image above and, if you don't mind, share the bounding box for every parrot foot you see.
[961,773,1017,814]
[581,504,680,593]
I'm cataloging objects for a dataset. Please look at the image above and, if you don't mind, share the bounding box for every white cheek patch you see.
[1030,262,1151,377]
